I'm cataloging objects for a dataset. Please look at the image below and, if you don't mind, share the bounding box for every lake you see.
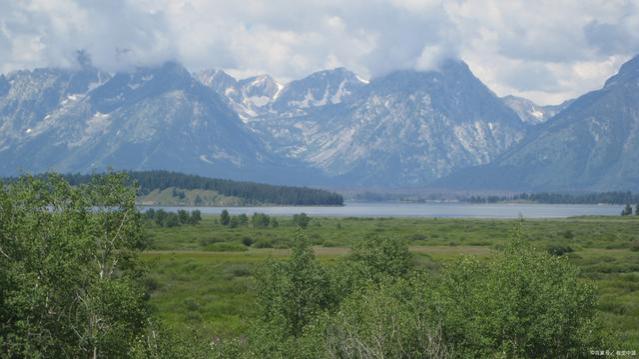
[143,202,624,219]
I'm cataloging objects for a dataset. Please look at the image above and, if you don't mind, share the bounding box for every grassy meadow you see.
[142,214,639,348]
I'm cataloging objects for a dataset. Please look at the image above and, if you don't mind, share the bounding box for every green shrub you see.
[437,239,603,358]
[184,298,201,312]
[252,212,271,228]
[199,237,224,247]
[177,209,190,224]
[547,244,574,256]
[322,239,342,247]
[204,242,248,252]
[253,239,274,248]
[350,236,413,281]
[237,213,249,226]
[223,264,253,278]
[242,236,254,247]
[211,221,612,358]
[256,235,334,336]
[165,213,180,227]
[323,279,447,358]
[292,213,311,229]
[410,233,427,241]
[189,210,202,224]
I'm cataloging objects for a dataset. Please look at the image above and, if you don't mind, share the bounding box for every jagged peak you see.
[292,67,363,84]
[196,69,237,88]
[111,61,191,79]
[604,54,639,88]
[238,74,278,87]
[116,61,196,87]
[371,58,472,84]
[616,54,639,74]
[152,61,191,77]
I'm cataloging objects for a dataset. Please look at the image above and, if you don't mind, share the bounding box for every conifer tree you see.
[220,209,230,226]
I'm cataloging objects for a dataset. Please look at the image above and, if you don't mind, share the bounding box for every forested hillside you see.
[59,170,344,206]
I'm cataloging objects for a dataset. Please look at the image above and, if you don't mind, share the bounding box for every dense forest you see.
[6,170,344,206]
[466,191,639,204]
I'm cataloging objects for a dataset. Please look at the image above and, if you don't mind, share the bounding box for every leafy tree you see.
[177,209,190,224]
[331,236,413,300]
[252,212,270,228]
[636,204,639,215]
[546,244,574,256]
[215,225,606,358]
[165,213,180,228]
[437,238,604,358]
[256,234,333,336]
[190,210,202,224]
[292,213,311,229]
[229,216,239,228]
[242,237,254,247]
[155,209,168,226]
[621,204,633,216]
[237,213,249,226]
[0,173,150,358]
[144,208,156,221]
[323,278,447,359]
[220,210,230,226]
[351,236,412,280]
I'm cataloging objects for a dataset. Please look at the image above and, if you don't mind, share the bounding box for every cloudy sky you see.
[1,0,638,105]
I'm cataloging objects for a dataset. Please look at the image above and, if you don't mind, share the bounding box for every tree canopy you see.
[0,173,149,357]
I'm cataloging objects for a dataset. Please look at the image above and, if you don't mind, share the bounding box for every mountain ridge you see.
[2,56,637,190]
[439,54,639,191]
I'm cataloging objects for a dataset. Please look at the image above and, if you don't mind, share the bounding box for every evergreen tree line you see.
[6,171,344,206]
[114,171,343,205]
[467,191,639,204]
[143,208,202,227]
[218,210,311,229]
[620,204,639,216]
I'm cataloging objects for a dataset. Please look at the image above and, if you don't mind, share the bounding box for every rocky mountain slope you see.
[196,70,282,120]
[3,55,637,191]
[247,60,526,186]
[442,55,639,191]
[501,95,571,124]
[0,62,314,184]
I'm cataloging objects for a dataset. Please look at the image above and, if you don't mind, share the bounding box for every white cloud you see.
[1,0,639,104]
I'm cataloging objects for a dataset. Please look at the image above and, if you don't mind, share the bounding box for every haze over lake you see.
[145,202,623,219]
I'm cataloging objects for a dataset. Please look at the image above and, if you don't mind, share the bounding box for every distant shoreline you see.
[136,202,624,219]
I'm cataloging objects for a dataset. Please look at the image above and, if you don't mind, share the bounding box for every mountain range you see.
[1,54,638,191]
[441,55,639,191]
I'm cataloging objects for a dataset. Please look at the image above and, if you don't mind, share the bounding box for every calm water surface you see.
[144,202,623,219]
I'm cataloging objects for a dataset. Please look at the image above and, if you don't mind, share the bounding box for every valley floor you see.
[142,215,639,349]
